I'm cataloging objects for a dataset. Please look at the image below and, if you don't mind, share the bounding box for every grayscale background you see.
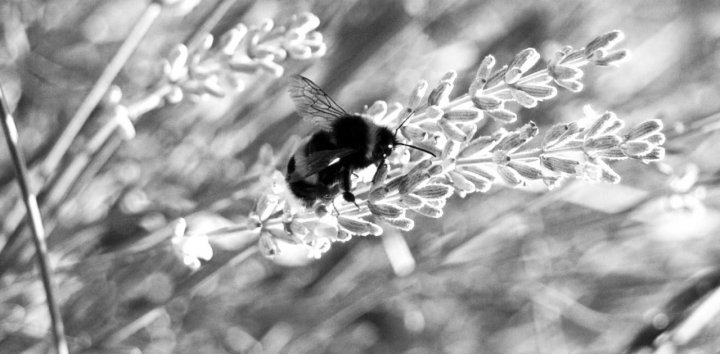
[0,0,718,353]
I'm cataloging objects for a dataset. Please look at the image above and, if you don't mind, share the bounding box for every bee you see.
[285,75,434,207]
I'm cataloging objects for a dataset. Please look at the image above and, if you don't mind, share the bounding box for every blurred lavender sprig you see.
[72,12,328,268]
[105,12,328,143]
[160,12,327,104]
[188,31,661,261]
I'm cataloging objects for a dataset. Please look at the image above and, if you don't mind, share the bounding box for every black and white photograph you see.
[0,0,718,353]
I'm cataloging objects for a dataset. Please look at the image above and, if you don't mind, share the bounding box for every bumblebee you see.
[286,75,431,207]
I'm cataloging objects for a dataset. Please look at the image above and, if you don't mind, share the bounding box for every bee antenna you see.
[396,142,436,157]
[393,110,415,137]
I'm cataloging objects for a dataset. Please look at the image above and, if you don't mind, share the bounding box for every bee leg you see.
[343,192,360,210]
[341,169,360,210]
[372,160,386,185]
[331,200,340,216]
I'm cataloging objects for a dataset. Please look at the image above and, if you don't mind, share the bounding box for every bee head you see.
[374,128,398,160]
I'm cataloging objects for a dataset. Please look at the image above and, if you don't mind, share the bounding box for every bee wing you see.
[288,75,348,131]
[289,148,356,182]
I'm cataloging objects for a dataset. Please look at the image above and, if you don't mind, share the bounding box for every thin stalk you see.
[40,2,163,177]
[0,86,68,354]
[0,0,257,277]
[0,1,165,272]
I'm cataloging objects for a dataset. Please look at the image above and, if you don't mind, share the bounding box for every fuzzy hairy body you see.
[287,115,396,206]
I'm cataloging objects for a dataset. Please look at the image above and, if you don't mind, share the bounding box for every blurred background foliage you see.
[0,0,719,353]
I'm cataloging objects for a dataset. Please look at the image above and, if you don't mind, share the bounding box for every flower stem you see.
[0,2,165,275]
[40,2,163,178]
[0,85,68,354]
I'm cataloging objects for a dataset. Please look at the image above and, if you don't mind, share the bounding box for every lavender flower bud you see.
[626,119,663,141]
[620,141,653,157]
[365,101,387,121]
[601,119,625,134]
[595,147,627,160]
[585,30,625,56]
[428,82,453,106]
[515,84,557,100]
[114,106,136,140]
[428,164,444,176]
[564,49,588,62]
[259,232,280,258]
[438,119,467,142]
[583,134,622,151]
[472,94,502,110]
[556,79,583,92]
[593,50,629,66]
[368,202,404,219]
[457,170,492,192]
[399,172,431,195]
[413,184,452,200]
[505,48,540,84]
[384,217,414,231]
[377,102,403,126]
[469,55,496,94]
[292,12,321,34]
[255,194,280,221]
[336,230,352,242]
[441,140,459,160]
[338,216,383,236]
[507,161,544,180]
[599,163,621,184]
[541,155,580,174]
[398,194,423,209]
[408,159,433,175]
[443,109,483,123]
[510,89,537,108]
[485,65,508,88]
[646,133,666,145]
[373,163,389,186]
[542,123,571,149]
[459,123,478,141]
[642,147,665,162]
[164,44,189,82]
[415,204,443,218]
[585,111,617,138]
[219,26,247,56]
[369,186,389,201]
[550,65,583,81]
[497,165,522,186]
[408,80,428,109]
[486,109,517,123]
[494,122,537,152]
[448,171,475,193]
